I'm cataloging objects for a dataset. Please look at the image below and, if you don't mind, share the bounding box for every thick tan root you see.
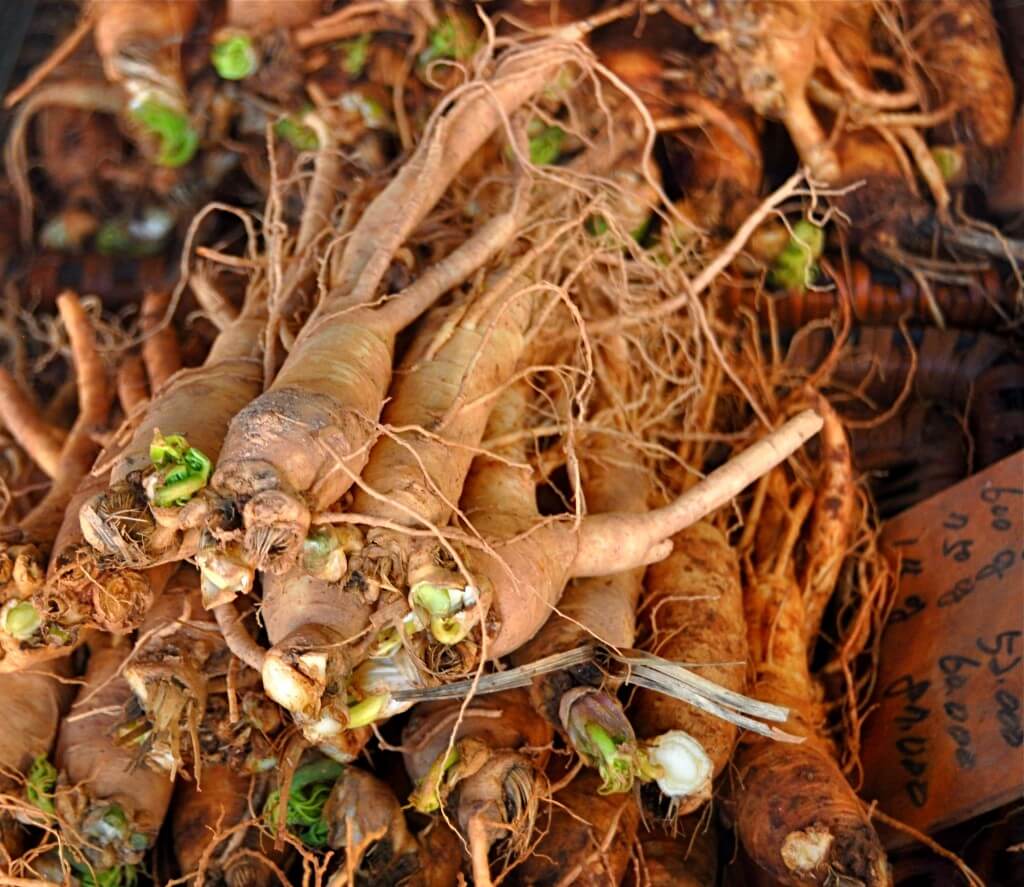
[631,521,747,814]
[472,409,822,660]
[736,471,888,886]
[55,640,176,869]
[800,394,855,645]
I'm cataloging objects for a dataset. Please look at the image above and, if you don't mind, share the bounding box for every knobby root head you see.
[196,542,254,608]
[300,525,363,584]
[121,659,207,776]
[79,483,155,566]
[0,543,46,603]
[243,490,311,575]
[90,566,156,634]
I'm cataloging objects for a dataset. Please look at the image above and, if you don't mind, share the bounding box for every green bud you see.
[409,745,459,813]
[340,34,371,77]
[262,758,343,848]
[1,600,41,640]
[25,754,58,815]
[411,582,457,617]
[770,219,825,292]
[211,34,258,80]
[932,145,964,183]
[528,125,564,166]
[129,99,199,168]
[274,116,320,151]
[420,16,475,66]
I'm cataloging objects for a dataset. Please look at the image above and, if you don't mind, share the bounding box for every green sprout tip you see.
[149,431,211,507]
[274,116,320,151]
[25,755,58,815]
[71,860,138,887]
[420,17,475,66]
[583,722,637,795]
[410,746,459,813]
[211,34,258,80]
[770,218,825,292]
[340,33,371,77]
[932,145,964,183]
[346,694,388,729]
[528,125,564,166]
[129,99,198,168]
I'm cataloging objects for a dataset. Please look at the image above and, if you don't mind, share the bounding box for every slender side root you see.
[0,369,65,477]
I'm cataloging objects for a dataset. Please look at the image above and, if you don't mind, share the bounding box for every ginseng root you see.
[116,566,231,779]
[208,35,590,576]
[0,657,74,858]
[404,689,553,887]
[733,468,888,886]
[50,637,176,882]
[79,277,267,585]
[631,520,748,817]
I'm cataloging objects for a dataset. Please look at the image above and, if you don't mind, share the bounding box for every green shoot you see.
[419,16,475,66]
[128,99,198,168]
[410,746,459,813]
[339,90,388,129]
[149,431,211,507]
[211,34,258,80]
[411,582,458,618]
[340,34,371,77]
[274,116,320,151]
[346,694,387,729]
[562,690,643,794]
[25,755,57,815]
[528,125,564,166]
[71,860,138,887]
[262,759,344,848]
[429,613,472,645]
[586,214,651,246]
[932,145,964,183]
[583,723,636,795]
[770,219,825,291]
[301,527,347,582]
[149,432,190,466]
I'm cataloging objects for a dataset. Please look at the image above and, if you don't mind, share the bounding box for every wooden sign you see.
[860,451,1023,842]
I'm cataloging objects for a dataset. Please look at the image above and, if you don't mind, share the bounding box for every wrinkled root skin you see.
[41,543,158,635]
[736,742,890,886]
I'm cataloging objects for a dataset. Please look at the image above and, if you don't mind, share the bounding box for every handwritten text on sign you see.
[861,451,1023,839]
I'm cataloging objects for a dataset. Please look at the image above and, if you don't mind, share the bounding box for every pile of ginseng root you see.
[0,1,1020,885]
